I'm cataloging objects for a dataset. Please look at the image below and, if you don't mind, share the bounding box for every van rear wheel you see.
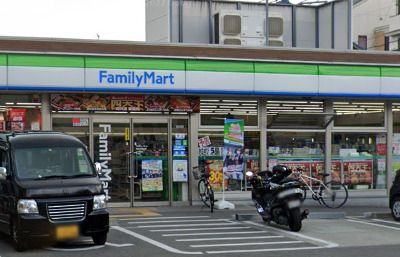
[92,232,107,245]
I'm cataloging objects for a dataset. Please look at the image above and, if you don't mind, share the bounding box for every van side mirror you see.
[0,167,7,181]
[95,162,102,175]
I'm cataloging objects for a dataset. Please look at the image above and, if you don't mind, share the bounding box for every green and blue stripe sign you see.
[1,53,400,97]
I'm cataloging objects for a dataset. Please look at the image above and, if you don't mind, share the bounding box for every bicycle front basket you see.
[192,166,201,180]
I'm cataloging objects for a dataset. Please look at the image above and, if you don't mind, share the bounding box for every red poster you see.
[145,96,170,112]
[110,95,145,111]
[377,144,387,155]
[343,160,373,185]
[170,96,192,111]
[331,160,342,183]
[8,108,26,122]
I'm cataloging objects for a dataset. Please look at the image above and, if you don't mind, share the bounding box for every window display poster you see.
[198,136,212,147]
[141,160,163,192]
[376,134,387,155]
[173,160,188,182]
[223,119,244,180]
[343,160,373,185]
[205,160,224,191]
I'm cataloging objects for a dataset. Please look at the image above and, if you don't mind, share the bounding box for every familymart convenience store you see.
[0,45,400,207]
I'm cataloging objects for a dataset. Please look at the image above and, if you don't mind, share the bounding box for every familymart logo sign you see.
[98,70,175,87]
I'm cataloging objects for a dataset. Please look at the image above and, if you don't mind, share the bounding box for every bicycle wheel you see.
[198,179,210,207]
[320,181,348,208]
[209,186,215,213]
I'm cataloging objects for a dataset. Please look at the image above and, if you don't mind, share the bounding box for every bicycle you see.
[292,168,348,208]
[192,166,215,212]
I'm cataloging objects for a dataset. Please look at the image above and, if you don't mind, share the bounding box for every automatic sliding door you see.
[132,121,169,203]
[93,120,130,203]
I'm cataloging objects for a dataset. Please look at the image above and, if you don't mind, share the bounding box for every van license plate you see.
[56,225,79,240]
[287,200,301,209]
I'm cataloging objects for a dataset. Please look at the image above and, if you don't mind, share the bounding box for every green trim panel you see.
[8,54,84,68]
[86,57,185,70]
[319,65,380,77]
[381,67,400,78]
[0,55,6,66]
[186,60,254,73]
[255,63,318,75]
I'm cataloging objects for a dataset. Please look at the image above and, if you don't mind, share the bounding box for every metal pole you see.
[292,5,296,47]
[179,0,183,43]
[169,0,173,42]
[331,2,335,49]
[325,100,333,180]
[315,7,319,48]
[265,0,269,46]
[208,0,213,44]
[386,101,393,194]
[348,0,353,50]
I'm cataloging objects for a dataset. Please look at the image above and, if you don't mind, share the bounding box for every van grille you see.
[47,202,86,222]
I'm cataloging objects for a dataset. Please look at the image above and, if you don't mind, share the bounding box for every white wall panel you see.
[319,75,380,95]
[186,71,253,93]
[255,74,318,94]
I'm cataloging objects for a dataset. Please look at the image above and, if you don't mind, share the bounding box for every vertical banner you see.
[223,119,244,181]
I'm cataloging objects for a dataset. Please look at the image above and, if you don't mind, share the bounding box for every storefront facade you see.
[1,39,400,207]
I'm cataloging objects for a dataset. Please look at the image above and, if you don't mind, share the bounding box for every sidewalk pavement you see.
[108,202,392,219]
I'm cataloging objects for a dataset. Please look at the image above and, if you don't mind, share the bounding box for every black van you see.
[0,132,109,251]
[390,169,400,221]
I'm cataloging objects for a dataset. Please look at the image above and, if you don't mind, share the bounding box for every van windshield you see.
[13,147,95,180]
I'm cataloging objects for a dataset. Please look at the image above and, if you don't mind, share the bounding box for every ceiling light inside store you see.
[5,102,14,105]
[16,103,41,106]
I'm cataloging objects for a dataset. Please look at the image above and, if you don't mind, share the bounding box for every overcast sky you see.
[0,0,314,42]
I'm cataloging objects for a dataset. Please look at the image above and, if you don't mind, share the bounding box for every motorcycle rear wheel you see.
[288,208,302,232]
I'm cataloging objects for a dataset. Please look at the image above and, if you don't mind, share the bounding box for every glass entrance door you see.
[132,120,169,205]
[93,119,131,204]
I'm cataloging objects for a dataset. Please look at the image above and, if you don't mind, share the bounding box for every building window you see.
[332,133,386,190]
[198,131,260,192]
[333,101,385,127]
[200,98,258,127]
[267,132,325,177]
[358,35,367,50]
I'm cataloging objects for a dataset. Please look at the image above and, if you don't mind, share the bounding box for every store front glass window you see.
[332,133,386,190]
[333,101,385,127]
[52,117,90,150]
[392,103,400,180]
[198,131,260,192]
[200,98,258,126]
[267,132,325,178]
[0,94,42,131]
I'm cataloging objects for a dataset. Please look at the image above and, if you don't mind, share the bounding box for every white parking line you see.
[176,235,284,242]
[137,222,237,228]
[150,226,251,232]
[206,246,328,254]
[191,241,303,248]
[347,218,400,231]
[372,219,400,225]
[111,226,203,255]
[245,221,339,248]
[129,219,228,224]
[163,231,267,237]
[120,216,209,221]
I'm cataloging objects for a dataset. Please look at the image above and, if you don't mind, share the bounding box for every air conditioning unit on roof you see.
[214,11,242,45]
[266,14,284,47]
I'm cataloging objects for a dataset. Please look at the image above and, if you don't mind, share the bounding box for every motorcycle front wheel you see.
[288,208,302,232]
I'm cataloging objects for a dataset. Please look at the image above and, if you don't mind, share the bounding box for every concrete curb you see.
[363,212,392,219]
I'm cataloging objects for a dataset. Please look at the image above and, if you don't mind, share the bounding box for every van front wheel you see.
[92,232,107,245]
[11,221,27,252]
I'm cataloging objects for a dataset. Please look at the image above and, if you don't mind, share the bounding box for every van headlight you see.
[17,199,39,214]
[93,194,107,210]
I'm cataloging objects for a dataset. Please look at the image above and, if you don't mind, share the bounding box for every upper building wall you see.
[146,0,351,50]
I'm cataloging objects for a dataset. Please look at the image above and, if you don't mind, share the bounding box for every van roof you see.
[0,131,85,149]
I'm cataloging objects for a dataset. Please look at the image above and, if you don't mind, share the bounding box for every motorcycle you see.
[246,165,309,232]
